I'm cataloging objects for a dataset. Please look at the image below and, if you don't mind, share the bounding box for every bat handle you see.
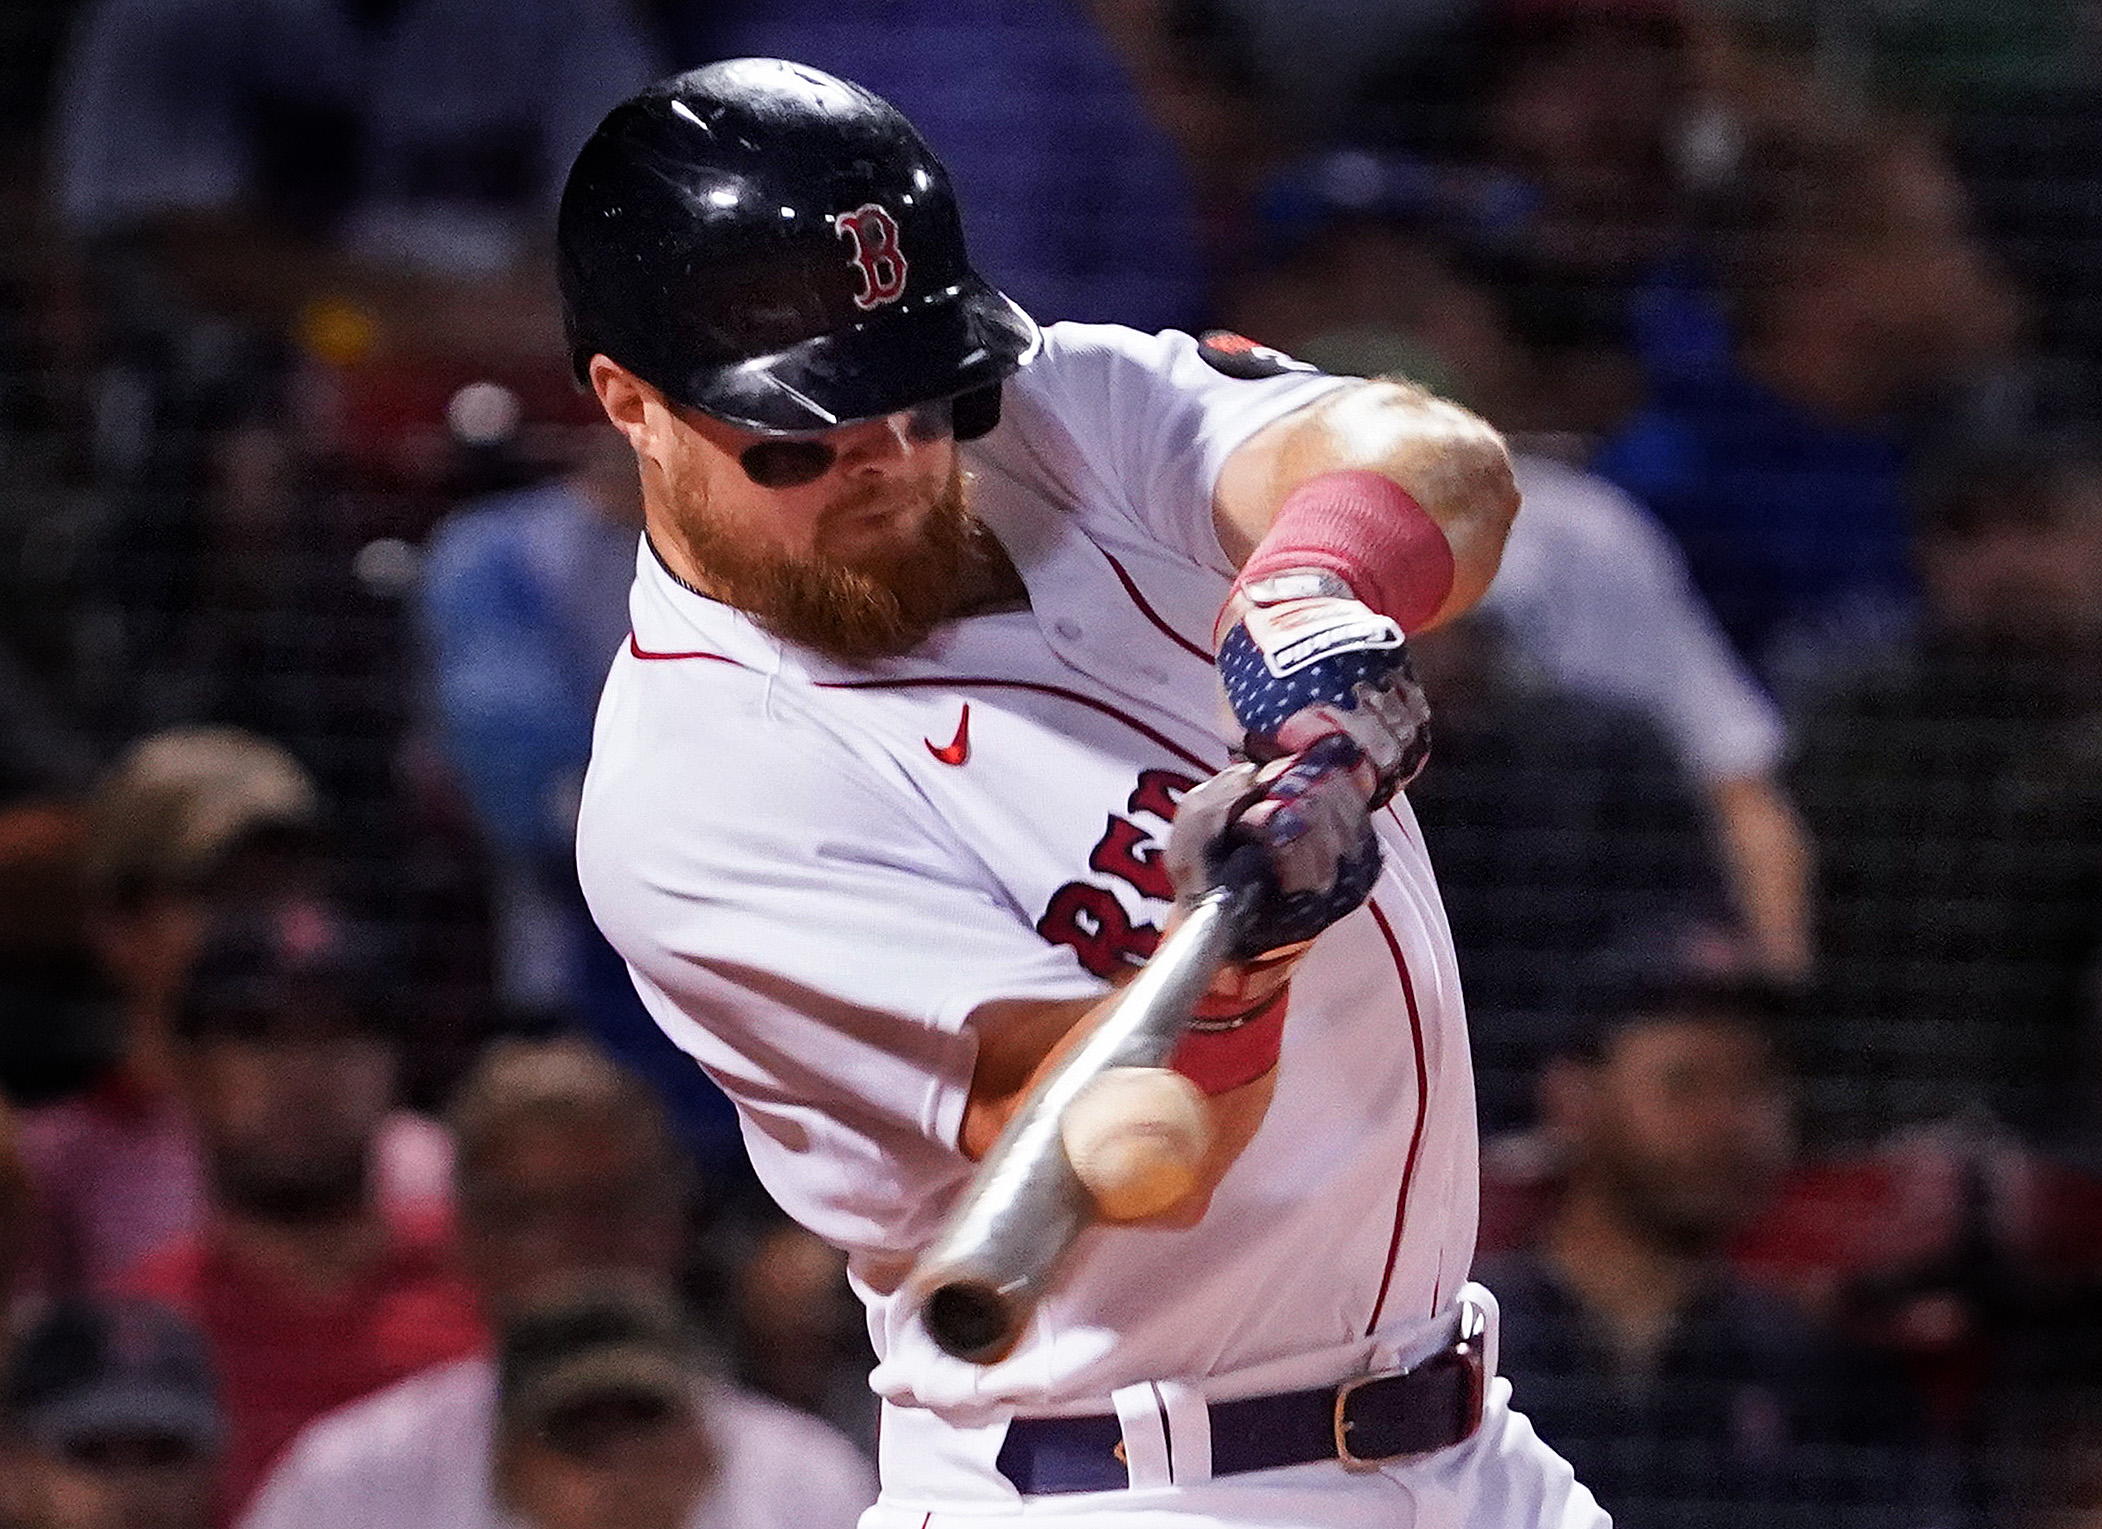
[1209,839,1275,931]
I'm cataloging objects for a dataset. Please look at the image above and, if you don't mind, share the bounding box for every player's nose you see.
[833,411,928,474]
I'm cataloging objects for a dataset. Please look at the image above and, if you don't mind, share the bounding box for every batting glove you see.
[1214,569,1431,808]
[1164,735,1384,961]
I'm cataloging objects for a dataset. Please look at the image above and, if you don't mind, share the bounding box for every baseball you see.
[1059,1067,1215,1223]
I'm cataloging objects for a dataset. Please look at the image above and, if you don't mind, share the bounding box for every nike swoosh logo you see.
[926,703,971,766]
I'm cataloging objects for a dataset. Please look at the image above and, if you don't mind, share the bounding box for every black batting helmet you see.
[557,58,1038,438]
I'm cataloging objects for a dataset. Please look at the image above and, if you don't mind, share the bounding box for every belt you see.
[994,1326,1487,1496]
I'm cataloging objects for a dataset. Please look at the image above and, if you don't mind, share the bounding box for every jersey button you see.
[1053,618,1083,641]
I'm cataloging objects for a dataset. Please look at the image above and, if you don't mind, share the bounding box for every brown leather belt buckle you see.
[1333,1304,1489,1470]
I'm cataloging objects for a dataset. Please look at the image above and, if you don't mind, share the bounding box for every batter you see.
[569,58,1607,1529]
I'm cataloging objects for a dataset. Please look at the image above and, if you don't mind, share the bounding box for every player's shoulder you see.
[594,635,866,775]
[582,632,941,872]
[1031,319,1177,368]
[1021,321,1324,389]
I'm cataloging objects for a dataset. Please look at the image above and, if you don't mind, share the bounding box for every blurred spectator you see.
[42,0,658,817]
[239,1038,873,1529]
[1460,253,1812,977]
[1596,122,2025,685]
[1786,437,2102,1149]
[1475,0,1702,283]
[1164,0,1477,150]
[1990,1285,2102,1529]
[491,1284,866,1529]
[49,0,657,354]
[418,437,636,961]
[0,801,112,1108]
[1733,0,2096,105]
[1484,460,1811,976]
[0,1095,27,1322]
[678,0,1207,332]
[1,1297,223,1529]
[1479,960,1938,1528]
[1405,615,1728,1130]
[114,904,482,1521]
[727,1216,870,1446]
[417,431,743,1175]
[16,728,448,1301]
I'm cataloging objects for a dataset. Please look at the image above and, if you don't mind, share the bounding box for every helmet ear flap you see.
[952,383,1003,442]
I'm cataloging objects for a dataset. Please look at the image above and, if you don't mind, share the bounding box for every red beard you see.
[676,462,975,663]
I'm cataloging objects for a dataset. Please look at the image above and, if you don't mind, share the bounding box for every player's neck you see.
[1541,1187,1709,1378]
[644,521,719,602]
[942,520,1030,619]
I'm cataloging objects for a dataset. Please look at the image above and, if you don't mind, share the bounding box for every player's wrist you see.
[1210,939,1311,994]
[1169,942,1309,1095]
[1230,470,1455,636]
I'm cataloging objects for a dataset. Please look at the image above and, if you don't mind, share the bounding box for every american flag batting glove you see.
[1215,569,1432,809]
[1164,737,1386,960]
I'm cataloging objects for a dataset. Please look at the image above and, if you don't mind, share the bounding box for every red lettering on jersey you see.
[1036,881,1161,979]
[1035,767,1195,976]
[1127,768,1198,823]
[835,204,908,311]
[1088,815,1176,903]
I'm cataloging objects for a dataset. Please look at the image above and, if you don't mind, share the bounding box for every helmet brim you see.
[661,279,1040,435]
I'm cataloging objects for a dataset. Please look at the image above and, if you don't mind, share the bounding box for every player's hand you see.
[1165,735,1383,960]
[1214,569,1430,807]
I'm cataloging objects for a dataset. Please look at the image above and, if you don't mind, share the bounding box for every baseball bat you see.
[903,844,1270,1364]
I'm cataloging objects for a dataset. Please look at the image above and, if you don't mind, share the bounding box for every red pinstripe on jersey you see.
[1364,896,1431,1336]
[1098,548,1214,663]
[627,635,741,664]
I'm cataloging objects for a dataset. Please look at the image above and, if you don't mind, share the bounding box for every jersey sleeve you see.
[1013,323,1352,575]
[578,672,1105,1259]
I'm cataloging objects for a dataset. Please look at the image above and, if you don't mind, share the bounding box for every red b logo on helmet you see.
[836,203,908,311]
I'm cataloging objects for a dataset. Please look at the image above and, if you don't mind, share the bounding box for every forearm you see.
[960,981,1280,1226]
[1213,379,1522,630]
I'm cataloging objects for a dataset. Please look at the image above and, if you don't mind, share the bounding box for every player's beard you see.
[675,459,975,663]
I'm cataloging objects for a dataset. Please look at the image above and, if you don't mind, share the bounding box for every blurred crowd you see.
[1,0,2101,1525]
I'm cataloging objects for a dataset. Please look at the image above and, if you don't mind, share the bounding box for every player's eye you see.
[735,399,954,488]
[737,439,838,488]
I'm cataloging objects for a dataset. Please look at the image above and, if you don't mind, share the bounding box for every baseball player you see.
[569,59,1606,1528]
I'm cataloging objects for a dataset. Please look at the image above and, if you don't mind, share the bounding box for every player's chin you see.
[821,504,927,563]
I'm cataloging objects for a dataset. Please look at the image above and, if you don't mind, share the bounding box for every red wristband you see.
[1237,470,1455,633]
[1170,986,1289,1095]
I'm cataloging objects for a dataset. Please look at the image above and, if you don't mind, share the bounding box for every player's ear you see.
[588,355,660,459]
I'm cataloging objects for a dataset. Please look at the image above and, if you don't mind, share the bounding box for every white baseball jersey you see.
[578,324,1497,1509]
